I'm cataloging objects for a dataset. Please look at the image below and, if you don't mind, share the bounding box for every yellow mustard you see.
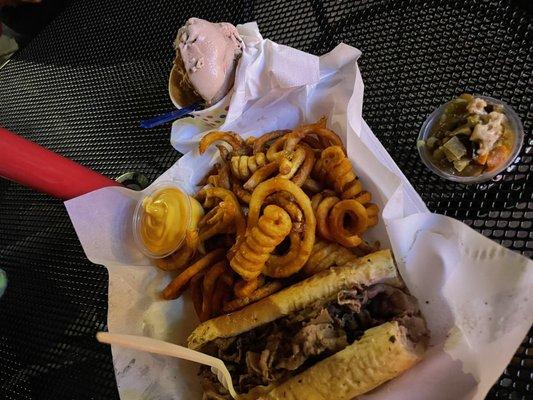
[139,187,203,257]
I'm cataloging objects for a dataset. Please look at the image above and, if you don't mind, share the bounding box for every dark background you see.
[0,0,532,399]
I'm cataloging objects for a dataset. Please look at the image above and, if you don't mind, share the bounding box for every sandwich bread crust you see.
[187,249,398,350]
[260,321,423,400]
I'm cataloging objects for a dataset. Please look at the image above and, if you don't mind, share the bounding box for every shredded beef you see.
[366,283,420,317]
[337,288,365,313]
[200,283,428,397]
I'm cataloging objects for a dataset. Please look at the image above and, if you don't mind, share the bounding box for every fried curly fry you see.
[234,275,265,299]
[222,281,284,313]
[161,248,225,300]
[301,135,323,149]
[265,136,289,162]
[206,162,231,190]
[242,161,280,191]
[303,239,360,276]
[311,190,336,212]
[279,146,306,180]
[354,190,372,205]
[282,118,344,154]
[190,272,205,321]
[211,277,233,317]
[266,192,303,226]
[216,143,231,161]
[198,201,236,241]
[267,231,302,268]
[232,181,251,204]
[315,195,339,241]
[249,178,316,278]
[252,129,290,154]
[197,187,246,239]
[278,154,293,175]
[302,177,323,193]
[154,230,200,271]
[365,203,379,228]
[230,205,292,280]
[291,144,315,187]
[329,199,368,247]
[230,152,267,180]
[314,145,364,199]
[312,192,376,248]
[198,131,245,154]
[201,261,227,321]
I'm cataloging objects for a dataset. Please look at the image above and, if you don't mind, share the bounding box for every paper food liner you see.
[65,22,533,400]
[190,90,233,129]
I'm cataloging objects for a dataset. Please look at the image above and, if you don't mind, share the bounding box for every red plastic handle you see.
[0,127,122,200]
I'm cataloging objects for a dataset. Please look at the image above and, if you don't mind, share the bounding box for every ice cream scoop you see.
[171,18,243,107]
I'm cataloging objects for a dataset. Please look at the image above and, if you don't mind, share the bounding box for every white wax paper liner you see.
[65,22,533,400]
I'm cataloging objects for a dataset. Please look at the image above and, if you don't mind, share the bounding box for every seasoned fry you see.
[302,177,323,193]
[266,192,303,225]
[158,121,383,318]
[190,272,205,321]
[291,144,315,186]
[197,187,246,238]
[249,178,316,278]
[282,118,344,154]
[161,248,225,300]
[206,162,231,190]
[315,195,339,241]
[222,281,284,313]
[265,136,289,162]
[243,161,280,191]
[211,278,232,317]
[230,153,267,180]
[201,261,227,321]
[219,271,235,287]
[198,202,235,241]
[301,135,323,149]
[329,199,368,247]
[267,231,302,268]
[365,203,379,228]
[279,146,306,180]
[354,190,372,205]
[232,181,252,204]
[234,275,265,299]
[230,205,292,280]
[199,131,245,154]
[314,145,363,199]
[312,191,378,248]
[216,143,231,161]
[252,129,290,154]
[278,154,293,175]
[154,229,200,271]
[311,190,336,212]
[303,239,360,275]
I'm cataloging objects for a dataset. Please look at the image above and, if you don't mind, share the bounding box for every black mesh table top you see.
[0,0,531,399]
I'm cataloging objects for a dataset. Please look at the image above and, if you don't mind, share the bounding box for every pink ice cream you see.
[175,18,243,106]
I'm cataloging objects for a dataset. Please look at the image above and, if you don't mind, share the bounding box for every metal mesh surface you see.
[0,0,531,399]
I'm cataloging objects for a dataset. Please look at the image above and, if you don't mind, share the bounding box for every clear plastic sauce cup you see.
[417,95,524,184]
[133,181,194,259]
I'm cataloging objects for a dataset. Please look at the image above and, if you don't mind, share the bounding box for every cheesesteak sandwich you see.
[187,250,429,400]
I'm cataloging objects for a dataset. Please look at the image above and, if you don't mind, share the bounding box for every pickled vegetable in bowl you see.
[419,94,518,178]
